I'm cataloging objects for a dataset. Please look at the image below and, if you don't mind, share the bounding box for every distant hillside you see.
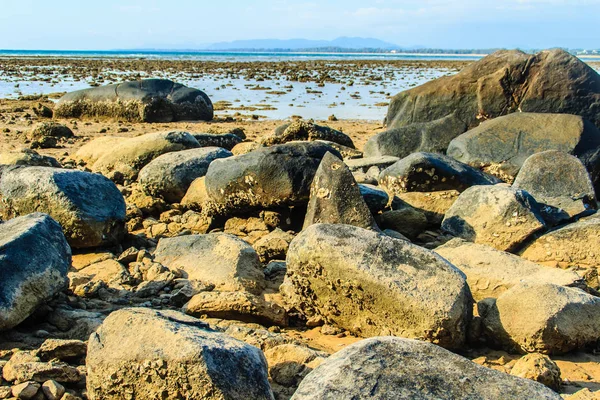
[206,37,400,51]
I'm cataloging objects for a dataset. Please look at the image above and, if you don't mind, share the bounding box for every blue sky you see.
[0,0,598,50]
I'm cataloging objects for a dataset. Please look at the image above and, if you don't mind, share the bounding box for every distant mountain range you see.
[205,37,402,51]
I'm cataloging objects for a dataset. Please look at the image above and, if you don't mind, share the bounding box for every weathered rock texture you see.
[513,150,597,220]
[384,49,600,146]
[91,130,200,181]
[0,213,71,330]
[291,337,561,400]
[435,239,582,300]
[283,224,472,349]
[86,308,273,400]
[0,149,60,167]
[0,166,126,248]
[154,233,266,294]
[54,79,214,122]
[378,152,500,194]
[138,147,232,203]
[203,141,341,216]
[479,282,600,354]
[263,120,355,148]
[442,185,545,252]
[303,152,376,230]
[447,113,600,179]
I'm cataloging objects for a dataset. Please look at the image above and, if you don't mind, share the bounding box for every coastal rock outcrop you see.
[0,166,126,248]
[0,213,71,331]
[54,79,214,122]
[383,49,600,148]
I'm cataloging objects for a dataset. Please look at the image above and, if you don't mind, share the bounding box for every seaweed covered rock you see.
[86,308,273,400]
[0,213,70,331]
[283,224,472,349]
[138,147,232,203]
[0,166,126,248]
[262,120,355,148]
[203,141,342,216]
[193,133,243,150]
[54,79,213,122]
[291,337,560,400]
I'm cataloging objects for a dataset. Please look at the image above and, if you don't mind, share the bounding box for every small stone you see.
[11,381,40,399]
[510,353,562,391]
[41,380,65,400]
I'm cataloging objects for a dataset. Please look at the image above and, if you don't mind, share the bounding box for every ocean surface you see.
[1,50,598,120]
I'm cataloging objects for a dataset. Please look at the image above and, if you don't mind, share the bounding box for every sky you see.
[0,0,598,50]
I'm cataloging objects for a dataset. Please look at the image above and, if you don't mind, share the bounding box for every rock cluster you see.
[1,49,600,399]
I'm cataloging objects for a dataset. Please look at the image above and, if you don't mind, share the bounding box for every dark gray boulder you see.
[282,224,472,349]
[303,152,376,230]
[379,152,501,194]
[384,49,600,143]
[364,113,467,158]
[28,122,74,149]
[262,121,355,148]
[193,133,243,150]
[86,308,274,400]
[0,149,61,168]
[0,166,126,248]
[203,141,342,216]
[138,147,232,203]
[512,150,597,222]
[358,184,389,214]
[447,113,600,179]
[0,213,71,331]
[291,337,561,400]
[441,185,546,252]
[54,79,213,122]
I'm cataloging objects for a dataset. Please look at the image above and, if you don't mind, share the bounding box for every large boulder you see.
[512,150,597,220]
[0,213,71,331]
[378,152,500,194]
[73,136,126,165]
[384,49,600,144]
[154,233,266,294]
[447,113,600,179]
[54,79,214,122]
[303,152,376,230]
[519,214,600,272]
[262,120,355,148]
[86,308,273,400]
[138,147,232,203]
[203,141,342,216]
[364,113,467,159]
[291,337,561,400]
[91,131,200,181]
[282,224,472,349]
[435,239,583,301]
[441,185,546,252]
[0,166,126,249]
[479,282,600,354]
